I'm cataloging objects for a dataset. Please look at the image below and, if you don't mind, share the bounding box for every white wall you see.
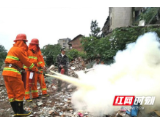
[58,39,70,49]
[110,7,133,30]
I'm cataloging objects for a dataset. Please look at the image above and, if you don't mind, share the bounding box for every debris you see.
[1,57,154,117]
[48,110,55,115]
[37,101,43,106]
[120,106,127,112]
[78,112,83,117]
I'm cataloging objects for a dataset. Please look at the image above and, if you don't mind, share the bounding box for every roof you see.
[68,34,84,44]
[58,38,71,43]
[102,16,110,31]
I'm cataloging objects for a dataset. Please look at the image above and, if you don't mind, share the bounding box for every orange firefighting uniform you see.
[24,45,39,100]
[37,50,47,95]
[2,41,38,102]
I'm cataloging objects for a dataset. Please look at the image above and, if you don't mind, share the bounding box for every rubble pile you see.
[0,58,159,117]
[0,63,5,86]
[0,58,90,117]
[0,71,4,86]
[22,84,92,117]
[69,57,85,71]
[0,80,12,117]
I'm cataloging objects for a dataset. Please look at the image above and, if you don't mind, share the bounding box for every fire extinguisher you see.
[29,72,35,87]
[61,68,65,74]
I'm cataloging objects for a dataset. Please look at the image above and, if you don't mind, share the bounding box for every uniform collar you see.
[61,53,65,57]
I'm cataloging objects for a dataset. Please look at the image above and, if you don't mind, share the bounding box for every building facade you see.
[109,7,133,31]
[102,7,160,36]
[58,38,71,49]
[68,34,84,51]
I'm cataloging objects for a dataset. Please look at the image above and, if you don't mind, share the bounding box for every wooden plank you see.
[154,111,160,116]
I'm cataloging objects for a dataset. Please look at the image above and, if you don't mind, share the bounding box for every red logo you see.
[113,96,135,106]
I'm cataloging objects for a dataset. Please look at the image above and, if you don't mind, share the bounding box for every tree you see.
[41,44,61,66]
[0,45,7,69]
[66,49,86,61]
[81,36,99,60]
[80,20,102,61]
[82,25,160,64]
[89,20,101,38]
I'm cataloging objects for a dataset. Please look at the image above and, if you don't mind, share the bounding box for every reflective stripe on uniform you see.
[3,67,21,74]
[29,63,34,69]
[6,56,19,61]
[9,98,14,102]
[28,56,37,59]
[42,88,47,91]
[23,65,28,68]
[15,99,23,101]
[25,91,30,94]
[31,90,38,93]
[38,61,43,64]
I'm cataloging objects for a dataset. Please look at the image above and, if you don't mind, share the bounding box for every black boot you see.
[10,101,17,117]
[16,101,31,117]
[42,94,49,97]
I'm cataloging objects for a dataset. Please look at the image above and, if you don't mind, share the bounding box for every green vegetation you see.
[90,20,101,38]
[41,44,86,66]
[0,45,7,70]
[139,7,160,24]
[81,25,160,64]
[66,49,86,61]
[134,7,160,25]
[41,44,61,66]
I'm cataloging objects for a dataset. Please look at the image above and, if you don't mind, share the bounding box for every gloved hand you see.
[60,65,63,68]
[37,71,42,74]
[43,66,46,71]
[21,68,26,73]
[31,66,38,72]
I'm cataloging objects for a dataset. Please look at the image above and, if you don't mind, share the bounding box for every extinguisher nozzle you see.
[43,73,46,76]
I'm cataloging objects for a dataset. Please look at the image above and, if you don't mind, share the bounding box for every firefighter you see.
[37,50,49,97]
[56,48,69,91]
[2,34,38,117]
[24,38,40,102]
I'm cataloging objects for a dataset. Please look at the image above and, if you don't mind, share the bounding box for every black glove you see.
[21,68,26,73]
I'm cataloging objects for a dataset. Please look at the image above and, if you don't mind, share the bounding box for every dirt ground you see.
[0,77,89,117]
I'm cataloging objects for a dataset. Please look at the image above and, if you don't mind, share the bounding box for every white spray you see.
[70,32,160,116]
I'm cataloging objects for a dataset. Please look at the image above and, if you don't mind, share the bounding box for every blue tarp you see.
[126,104,140,117]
